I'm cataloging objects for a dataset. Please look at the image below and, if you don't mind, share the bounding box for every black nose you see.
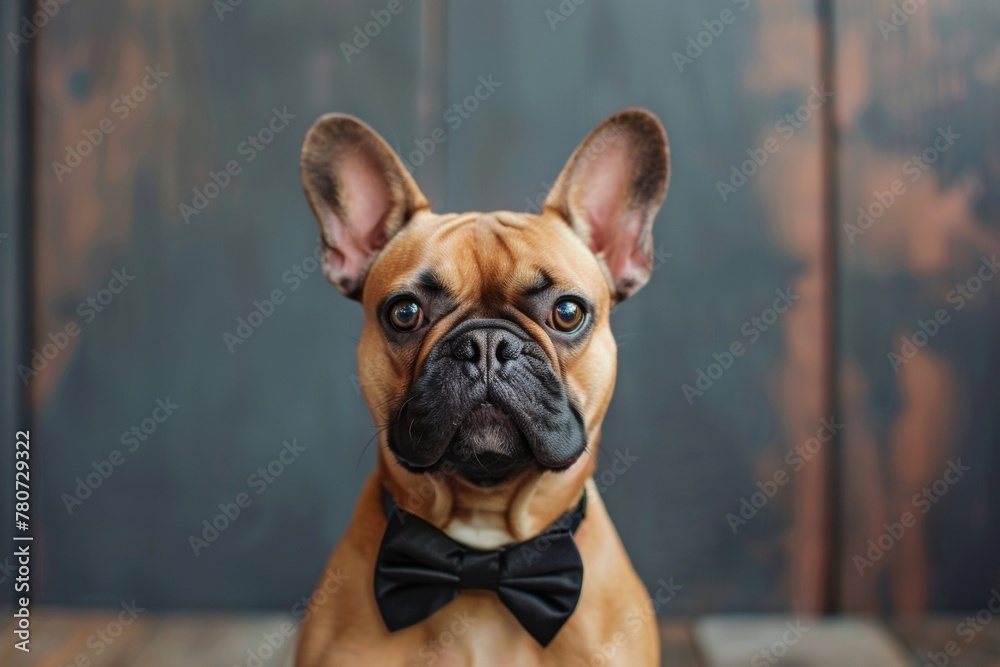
[450,327,523,368]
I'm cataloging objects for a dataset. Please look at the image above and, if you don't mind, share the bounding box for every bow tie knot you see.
[458,549,502,590]
[373,491,587,647]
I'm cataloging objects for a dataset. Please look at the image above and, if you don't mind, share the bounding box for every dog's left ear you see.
[301,114,429,300]
[544,108,670,302]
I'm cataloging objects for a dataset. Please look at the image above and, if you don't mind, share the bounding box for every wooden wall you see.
[7,0,998,614]
[835,1,1000,612]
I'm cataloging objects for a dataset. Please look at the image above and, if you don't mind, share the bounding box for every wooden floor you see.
[4,611,1000,666]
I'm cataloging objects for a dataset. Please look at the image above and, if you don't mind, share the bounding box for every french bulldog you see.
[295,108,669,666]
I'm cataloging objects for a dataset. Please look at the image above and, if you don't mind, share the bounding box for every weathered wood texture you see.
[19,0,1000,621]
[0,610,296,667]
[695,616,913,666]
[891,615,1000,667]
[32,0,424,610]
[834,0,1000,613]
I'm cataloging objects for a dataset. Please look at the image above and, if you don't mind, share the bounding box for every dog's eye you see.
[551,299,584,332]
[388,299,423,331]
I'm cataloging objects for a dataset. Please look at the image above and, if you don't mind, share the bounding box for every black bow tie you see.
[373,490,586,647]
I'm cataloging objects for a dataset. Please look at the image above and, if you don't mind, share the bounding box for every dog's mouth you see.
[390,401,583,486]
[441,403,535,485]
[393,403,535,486]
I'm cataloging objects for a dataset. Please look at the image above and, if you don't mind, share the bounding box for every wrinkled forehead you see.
[363,211,610,308]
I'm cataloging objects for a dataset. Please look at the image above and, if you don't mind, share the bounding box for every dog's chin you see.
[443,405,534,486]
[393,404,544,487]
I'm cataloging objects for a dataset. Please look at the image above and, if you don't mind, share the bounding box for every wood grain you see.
[694,616,914,666]
[891,616,1000,667]
[0,610,297,667]
[446,0,830,615]
[33,0,425,610]
[21,0,1000,625]
[834,0,1000,614]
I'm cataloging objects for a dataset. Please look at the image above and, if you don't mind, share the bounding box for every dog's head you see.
[301,109,668,528]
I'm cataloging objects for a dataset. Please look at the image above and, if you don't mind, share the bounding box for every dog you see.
[295,108,670,666]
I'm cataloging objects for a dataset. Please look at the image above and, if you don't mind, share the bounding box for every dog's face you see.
[358,210,612,486]
[301,110,669,511]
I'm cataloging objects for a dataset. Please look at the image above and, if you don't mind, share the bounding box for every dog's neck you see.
[378,454,592,549]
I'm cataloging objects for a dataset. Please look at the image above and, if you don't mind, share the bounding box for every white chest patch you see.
[444,513,514,550]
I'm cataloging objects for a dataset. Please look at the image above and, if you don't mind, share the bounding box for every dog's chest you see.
[409,591,548,667]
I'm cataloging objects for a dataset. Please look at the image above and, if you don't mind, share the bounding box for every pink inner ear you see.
[572,146,649,291]
[322,150,395,284]
[607,208,649,292]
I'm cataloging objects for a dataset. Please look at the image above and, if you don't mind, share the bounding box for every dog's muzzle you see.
[387,318,587,485]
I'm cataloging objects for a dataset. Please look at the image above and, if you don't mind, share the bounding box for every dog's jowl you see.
[295,108,670,667]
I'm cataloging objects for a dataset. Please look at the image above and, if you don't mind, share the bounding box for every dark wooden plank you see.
[834,1,1000,613]
[694,616,914,666]
[741,0,836,612]
[891,616,1000,667]
[32,0,425,609]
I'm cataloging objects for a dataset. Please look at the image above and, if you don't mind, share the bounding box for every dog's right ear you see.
[543,109,669,303]
[301,114,429,300]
